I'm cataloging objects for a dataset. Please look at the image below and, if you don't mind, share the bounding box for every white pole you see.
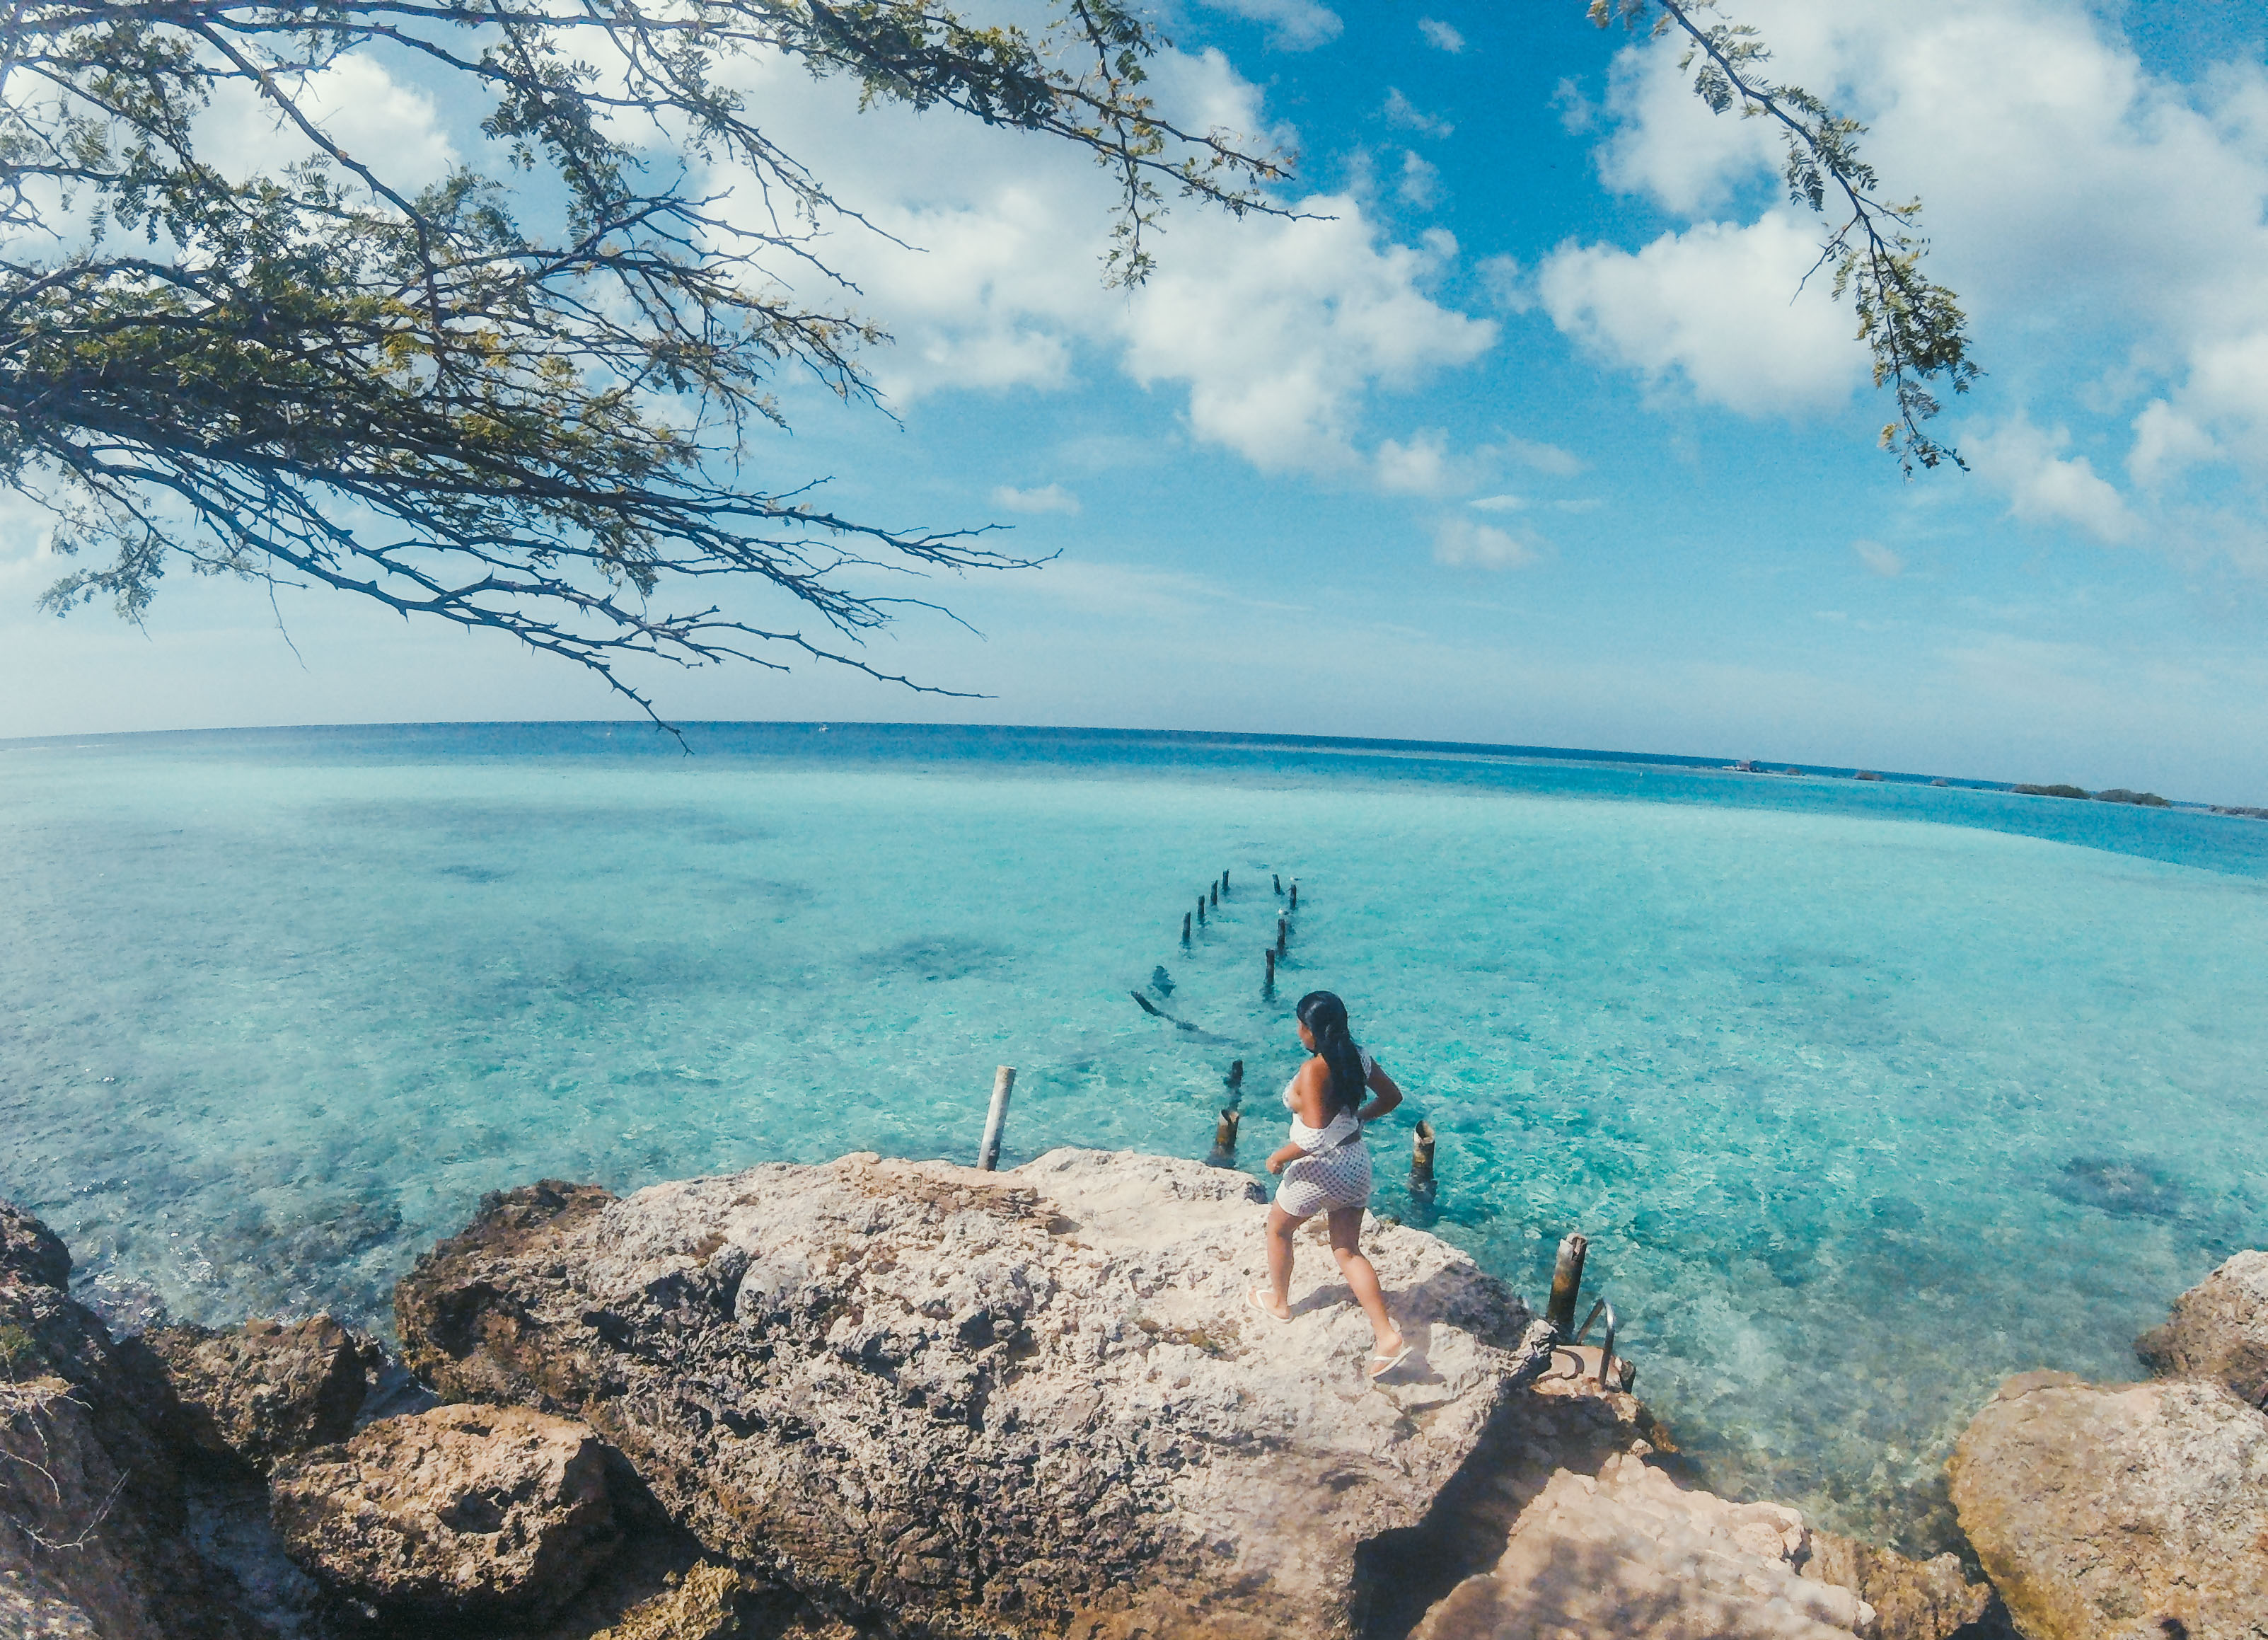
[978,1066,1017,1171]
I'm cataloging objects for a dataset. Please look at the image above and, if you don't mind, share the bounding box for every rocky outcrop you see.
[147,1317,379,1473]
[1800,1534,1993,1640]
[395,1149,1556,1639]
[1410,1452,1872,1640]
[1948,1370,2268,1640]
[2135,1249,2268,1408]
[1,1199,271,1639]
[271,1403,625,1622]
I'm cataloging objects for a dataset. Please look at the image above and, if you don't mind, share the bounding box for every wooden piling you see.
[1276,913,1288,955]
[1214,1108,1240,1153]
[1290,878,1298,910]
[978,1066,1017,1172]
[1222,870,1230,894]
[1263,947,1275,988]
[1545,1232,1588,1336]
[1197,896,1206,926]
[1210,880,1219,907]
[1182,911,1191,942]
[1411,1121,1436,1186]
[1227,1059,1244,1092]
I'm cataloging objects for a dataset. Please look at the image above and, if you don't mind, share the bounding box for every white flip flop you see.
[1246,1287,1292,1324]
[1368,1340,1413,1380]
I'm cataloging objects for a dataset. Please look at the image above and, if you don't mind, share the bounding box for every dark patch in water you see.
[860,936,1014,982]
[1149,966,1175,998]
[2049,1156,2186,1219]
[436,863,511,884]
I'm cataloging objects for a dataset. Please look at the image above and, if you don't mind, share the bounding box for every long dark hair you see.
[1296,991,1365,1116]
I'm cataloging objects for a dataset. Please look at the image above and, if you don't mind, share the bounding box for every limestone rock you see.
[1410,1452,1874,1640]
[270,1402,624,1620]
[395,1148,1554,1639]
[1948,1370,2268,1640]
[147,1315,378,1472]
[0,1199,71,1291]
[1802,1532,1994,1640]
[0,1197,270,1640]
[589,1561,746,1639]
[2135,1248,2268,1408]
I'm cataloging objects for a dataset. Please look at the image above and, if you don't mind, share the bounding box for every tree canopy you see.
[0,0,1974,721]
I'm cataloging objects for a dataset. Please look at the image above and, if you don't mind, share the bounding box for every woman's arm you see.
[1358,1060,1403,1124]
[1266,1141,1307,1174]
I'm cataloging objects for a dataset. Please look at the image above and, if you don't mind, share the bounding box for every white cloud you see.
[1396,151,1443,209]
[1383,88,1454,139]
[1967,418,2140,544]
[1121,209,1496,472]
[1200,0,1343,52]
[696,50,1491,479]
[1469,494,1527,512]
[1418,18,1466,54]
[1551,77,1600,134]
[990,484,1080,515]
[1538,212,1868,415]
[1433,516,1544,570]
[197,54,457,192]
[1563,0,2268,549]
[1375,432,1462,496]
[1475,254,1535,314]
[1497,434,1585,476]
[1853,539,1904,577]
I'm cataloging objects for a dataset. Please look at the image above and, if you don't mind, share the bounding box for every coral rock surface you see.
[394,1149,1555,1639]
[2135,1248,2268,1409]
[1948,1369,2268,1640]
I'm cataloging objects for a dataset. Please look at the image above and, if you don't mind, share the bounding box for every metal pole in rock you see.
[1411,1121,1436,1187]
[1545,1232,1588,1337]
[978,1067,1017,1172]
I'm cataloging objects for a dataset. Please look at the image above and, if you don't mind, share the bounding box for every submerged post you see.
[1273,873,1283,896]
[1263,947,1276,990]
[978,1066,1017,1172]
[1546,1232,1588,1337]
[1197,896,1206,927]
[1290,878,1298,910]
[1182,911,1191,944]
[1215,1108,1239,1153]
[1227,1059,1244,1093]
[1222,869,1230,895]
[1210,879,1219,907]
[1411,1120,1435,1187]
[1276,913,1288,955]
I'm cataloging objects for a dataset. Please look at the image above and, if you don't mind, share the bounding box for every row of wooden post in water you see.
[1181,869,1298,993]
[971,862,1620,1385]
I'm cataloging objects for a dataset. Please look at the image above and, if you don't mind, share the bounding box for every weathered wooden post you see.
[1197,896,1206,927]
[1222,870,1230,894]
[1411,1121,1435,1186]
[1181,911,1191,943]
[1545,1232,1588,1337]
[1276,913,1288,955]
[978,1066,1017,1172]
[1210,879,1219,907]
[1273,873,1283,896]
[1215,1108,1240,1152]
[1227,1059,1244,1093]
[1290,877,1298,910]
[1263,947,1276,990]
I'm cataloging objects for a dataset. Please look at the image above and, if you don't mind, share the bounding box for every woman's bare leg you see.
[1253,1204,1302,1319]
[1328,1208,1403,1356]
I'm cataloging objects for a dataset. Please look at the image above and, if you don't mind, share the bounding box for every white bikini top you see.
[1283,1050,1375,1154]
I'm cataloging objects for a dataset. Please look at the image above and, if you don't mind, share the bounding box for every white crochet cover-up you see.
[1273,1050,1375,1218]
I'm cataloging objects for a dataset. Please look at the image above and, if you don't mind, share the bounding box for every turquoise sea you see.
[4,722,2265,1552]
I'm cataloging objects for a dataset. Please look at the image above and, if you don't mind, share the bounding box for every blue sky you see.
[6,1,2268,800]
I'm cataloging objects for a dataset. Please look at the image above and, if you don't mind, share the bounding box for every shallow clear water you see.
[4,723,2265,1552]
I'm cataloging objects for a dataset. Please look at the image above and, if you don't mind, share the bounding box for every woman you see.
[1247,990,1411,1378]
